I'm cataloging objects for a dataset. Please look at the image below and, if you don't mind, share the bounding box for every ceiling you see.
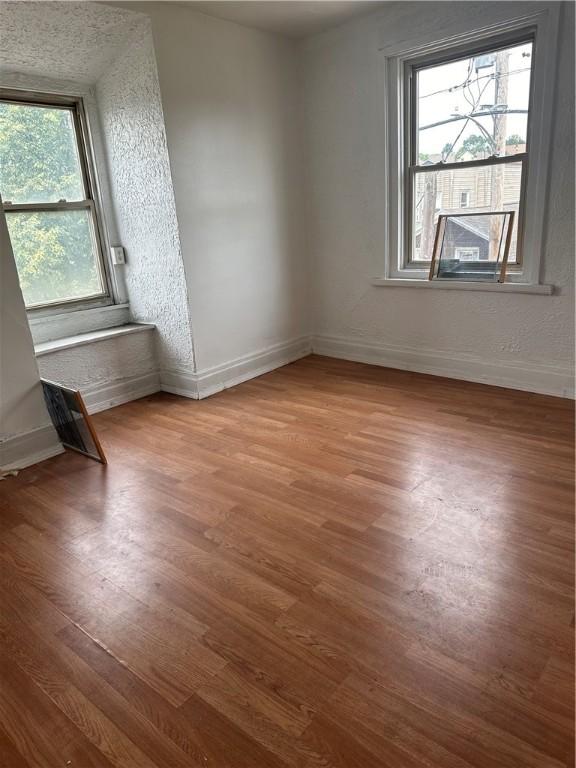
[0,0,387,85]
[179,1,387,39]
[0,1,147,83]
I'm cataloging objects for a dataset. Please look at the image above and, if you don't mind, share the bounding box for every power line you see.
[440,70,494,160]
[420,108,528,132]
[419,66,531,101]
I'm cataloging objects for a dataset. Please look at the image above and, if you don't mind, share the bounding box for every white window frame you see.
[459,191,471,209]
[406,35,532,270]
[380,6,560,286]
[0,88,116,314]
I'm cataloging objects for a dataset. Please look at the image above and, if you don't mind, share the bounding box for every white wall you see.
[0,0,573,458]
[0,3,169,462]
[96,20,196,377]
[304,1,575,396]
[0,202,61,470]
[37,328,159,413]
[0,0,312,471]
[126,2,310,376]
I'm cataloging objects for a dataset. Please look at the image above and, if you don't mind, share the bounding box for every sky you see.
[417,42,532,159]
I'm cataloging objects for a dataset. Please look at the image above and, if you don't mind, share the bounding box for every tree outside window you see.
[0,97,106,308]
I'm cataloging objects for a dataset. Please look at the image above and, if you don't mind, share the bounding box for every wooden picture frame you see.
[41,379,107,464]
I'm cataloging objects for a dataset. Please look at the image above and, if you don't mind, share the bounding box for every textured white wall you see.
[304,1,575,387]
[0,12,166,417]
[127,2,310,373]
[96,21,195,376]
[37,331,157,391]
[0,1,145,83]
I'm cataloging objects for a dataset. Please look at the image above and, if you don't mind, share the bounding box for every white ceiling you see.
[179,1,387,38]
[0,1,147,84]
[0,0,386,86]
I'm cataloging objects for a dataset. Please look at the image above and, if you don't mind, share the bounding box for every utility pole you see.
[489,51,509,260]
[420,172,437,260]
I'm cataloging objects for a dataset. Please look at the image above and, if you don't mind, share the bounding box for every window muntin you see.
[407,38,533,267]
[0,96,108,309]
[411,160,523,262]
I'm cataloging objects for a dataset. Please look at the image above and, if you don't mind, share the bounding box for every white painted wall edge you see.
[29,303,131,345]
[0,423,64,472]
[161,336,312,399]
[1,337,310,471]
[370,279,555,295]
[312,335,575,399]
[35,323,155,357]
[7,330,571,473]
[0,372,160,472]
[82,371,161,414]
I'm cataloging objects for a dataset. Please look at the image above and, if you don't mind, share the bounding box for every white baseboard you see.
[4,334,569,475]
[159,367,200,399]
[0,423,64,472]
[161,336,312,400]
[82,371,161,414]
[0,372,161,472]
[312,334,575,398]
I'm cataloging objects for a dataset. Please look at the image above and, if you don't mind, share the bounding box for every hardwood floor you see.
[0,355,573,768]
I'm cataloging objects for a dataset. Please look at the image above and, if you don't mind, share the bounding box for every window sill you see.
[34,323,155,357]
[28,302,131,344]
[371,278,554,295]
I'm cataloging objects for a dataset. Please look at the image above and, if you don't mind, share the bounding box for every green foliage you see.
[0,102,83,203]
[5,211,101,306]
[0,103,101,306]
[455,134,493,160]
[441,142,454,161]
[442,134,498,162]
[505,134,525,146]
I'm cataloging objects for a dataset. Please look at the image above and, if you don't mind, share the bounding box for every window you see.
[0,92,109,309]
[408,38,532,266]
[381,7,559,285]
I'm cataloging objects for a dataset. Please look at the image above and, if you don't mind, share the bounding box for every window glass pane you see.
[5,209,104,307]
[412,160,522,262]
[0,102,85,203]
[433,212,514,282]
[416,41,532,164]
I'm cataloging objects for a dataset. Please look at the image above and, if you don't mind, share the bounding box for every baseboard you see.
[82,371,161,414]
[161,336,312,400]
[160,367,200,399]
[3,335,568,474]
[312,334,575,398]
[0,423,64,472]
[0,372,161,472]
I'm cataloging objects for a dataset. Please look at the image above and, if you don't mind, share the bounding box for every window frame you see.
[404,33,534,270]
[380,6,561,285]
[0,88,114,312]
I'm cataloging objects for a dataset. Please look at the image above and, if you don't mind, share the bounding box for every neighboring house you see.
[414,143,523,260]
[443,215,490,261]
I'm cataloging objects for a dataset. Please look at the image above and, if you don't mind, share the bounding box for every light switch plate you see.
[110,245,126,265]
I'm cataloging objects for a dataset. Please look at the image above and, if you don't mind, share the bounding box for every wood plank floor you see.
[0,355,574,768]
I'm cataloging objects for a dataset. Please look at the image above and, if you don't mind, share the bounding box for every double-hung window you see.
[0,91,109,309]
[407,38,532,267]
[382,7,560,286]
